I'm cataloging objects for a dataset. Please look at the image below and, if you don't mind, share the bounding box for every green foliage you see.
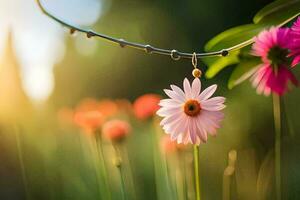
[205,50,240,79]
[254,0,300,25]
[204,24,263,52]
[203,0,300,87]
[228,58,261,89]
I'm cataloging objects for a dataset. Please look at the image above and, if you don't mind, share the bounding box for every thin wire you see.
[35,0,254,61]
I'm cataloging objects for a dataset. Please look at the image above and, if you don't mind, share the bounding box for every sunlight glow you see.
[0,0,102,101]
[22,64,54,101]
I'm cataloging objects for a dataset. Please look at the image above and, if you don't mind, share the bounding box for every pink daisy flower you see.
[251,27,298,96]
[156,78,225,145]
[290,17,300,67]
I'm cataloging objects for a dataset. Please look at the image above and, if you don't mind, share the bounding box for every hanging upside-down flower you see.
[289,17,300,67]
[74,98,105,133]
[102,119,131,142]
[251,27,298,96]
[74,110,104,133]
[133,94,161,120]
[157,78,225,145]
[97,100,119,118]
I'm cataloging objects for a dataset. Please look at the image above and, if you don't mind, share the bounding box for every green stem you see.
[120,144,137,200]
[87,136,103,198]
[151,124,161,200]
[193,145,201,200]
[119,165,127,200]
[114,145,127,200]
[165,157,178,200]
[179,151,188,200]
[14,128,31,200]
[272,93,281,200]
[96,138,112,200]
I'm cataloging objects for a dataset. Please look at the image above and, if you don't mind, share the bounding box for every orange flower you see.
[76,98,99,112]
[74,98,104,133]
[74,110,104,133]
[97,100,118,117]
[115,99,133,114]
[102,120,131,142]
[77,98,119,118]
[133,94,161,120]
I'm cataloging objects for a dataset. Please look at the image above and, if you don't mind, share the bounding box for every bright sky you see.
[0,0,102,101]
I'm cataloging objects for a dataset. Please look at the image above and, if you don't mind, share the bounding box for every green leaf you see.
[228,58,261,89]
[204,24,264,52]
[205,50,240,79]
[203,0,300,79]
[205,0,300,53]
[254,0,300,25]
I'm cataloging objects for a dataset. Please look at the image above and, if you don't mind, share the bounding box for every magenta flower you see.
[251,27,298,96]
[290,17,300,67]
[157,78,225,145]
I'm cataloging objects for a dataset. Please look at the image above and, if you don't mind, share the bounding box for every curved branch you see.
[36,0,254,60]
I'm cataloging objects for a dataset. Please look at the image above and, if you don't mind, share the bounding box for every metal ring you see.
[170,50,181,61]
[145,45,154,54]
[119,39,126,48]
[192,52,197,68]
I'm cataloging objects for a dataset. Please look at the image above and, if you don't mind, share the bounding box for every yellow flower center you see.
[184,99,201,117]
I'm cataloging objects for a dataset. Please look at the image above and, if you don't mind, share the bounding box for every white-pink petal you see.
[196,120,208,142]
[191,78,201,98]
[198,84,217,101]
[198,115,216,137]
[167,116,188,139]
[183,131,191,144]
[190,118,198,144]
[164,89,185,102]
[201,103,226,111]
[183,78,192,99]
[159,99,182,107]
[202,97,225,105]
[160,112,182,126]
[170,85,186,100]
[201,111,223,128]
[163,115,187,136]
[157,107,181,117]
[157,78,225,145]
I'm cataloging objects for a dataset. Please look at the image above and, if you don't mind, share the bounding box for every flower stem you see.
[119,165,127,200]
[193,145,201,200]
[272,93,281,200]
[152,118,170,200]
[165,157,178,200]
[179,151,188,200]
[95,137,112,200]
[87,136,103,198]
[114,145,127,200]
[15,128,31,200]
[120,144,137,200]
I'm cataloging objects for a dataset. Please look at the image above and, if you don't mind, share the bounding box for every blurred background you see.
[1,0,300,199]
